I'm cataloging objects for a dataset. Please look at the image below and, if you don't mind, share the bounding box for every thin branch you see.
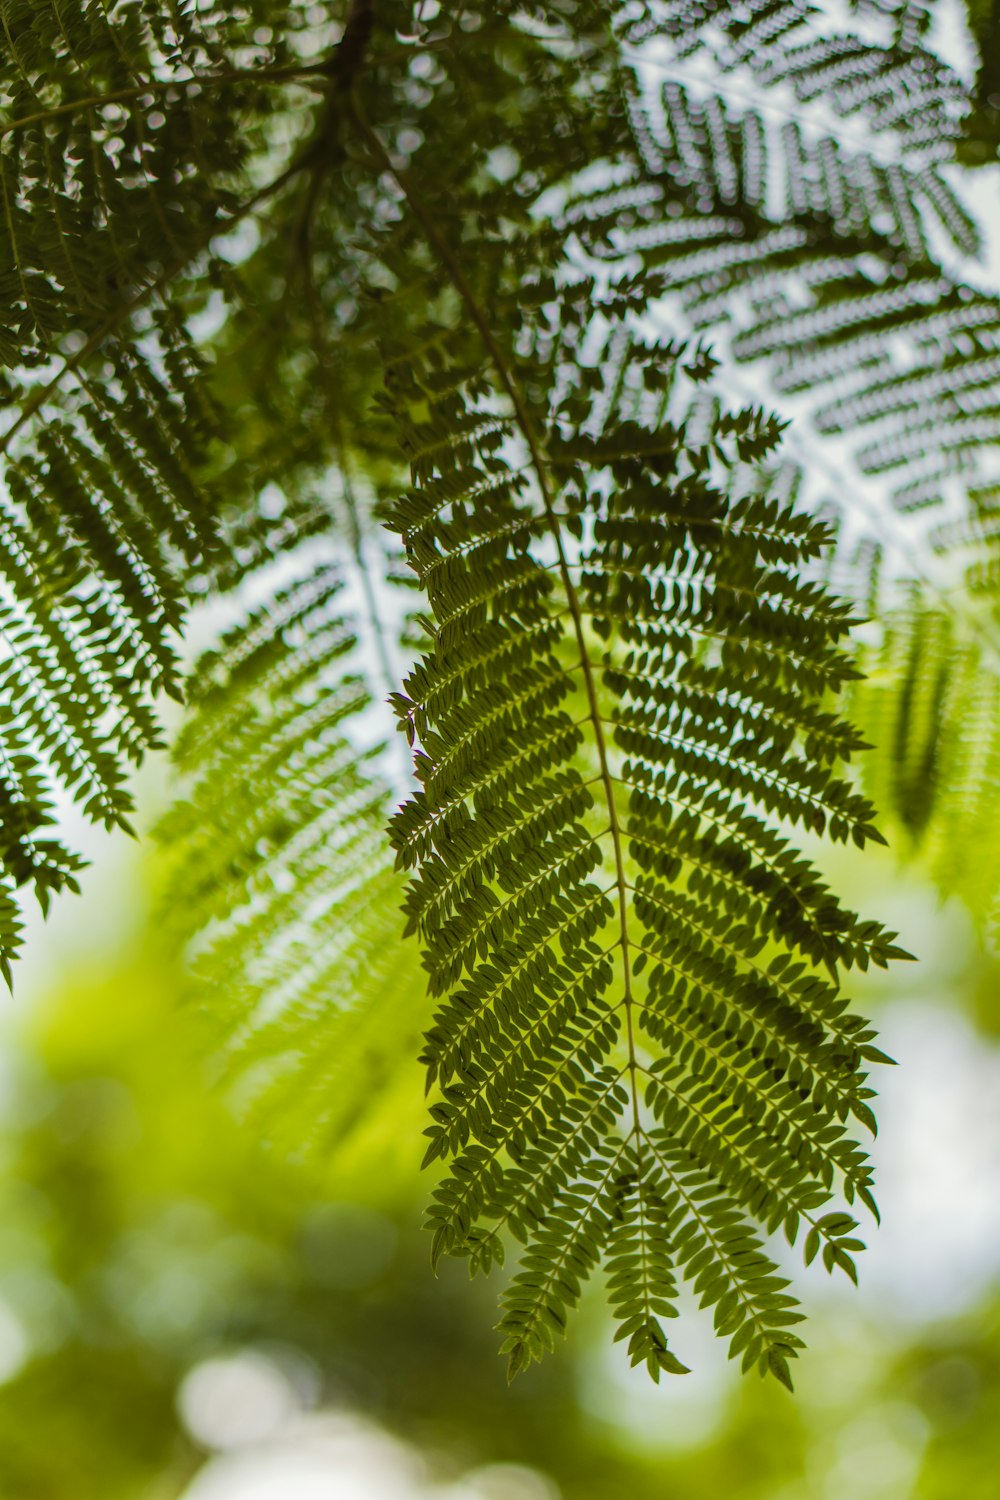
[0,63,328,140]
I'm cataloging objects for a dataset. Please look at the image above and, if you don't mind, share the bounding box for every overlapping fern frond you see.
[160,549,423,1153]
[593,1,1000,931]
[572,2,1000,658]
[0,0,334,970]
[589,63,1000,547]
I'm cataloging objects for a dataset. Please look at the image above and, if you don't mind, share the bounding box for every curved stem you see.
[300,206,410,786]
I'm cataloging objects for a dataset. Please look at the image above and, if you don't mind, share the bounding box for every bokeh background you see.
[0,748,999,1500]
[2,3,1000,1494]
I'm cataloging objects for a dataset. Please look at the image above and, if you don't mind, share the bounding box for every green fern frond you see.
[383,275,903,1381]
[0,0,321,363]
[0,311,221,970]
[0,1,333,968]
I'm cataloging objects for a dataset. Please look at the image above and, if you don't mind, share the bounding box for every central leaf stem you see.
[355,111,643,1134]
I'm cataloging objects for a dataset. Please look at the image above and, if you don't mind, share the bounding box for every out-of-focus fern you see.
[590,46,1000,558]
[627,0,964,153]
[850,598,1000,924]
[159,556,424,1155]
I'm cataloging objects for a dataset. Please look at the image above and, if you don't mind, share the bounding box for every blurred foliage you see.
[959,0,1000,164]
[0,881,664,1499]
[900,1304,1000,1499]
[0,847,997,1499]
